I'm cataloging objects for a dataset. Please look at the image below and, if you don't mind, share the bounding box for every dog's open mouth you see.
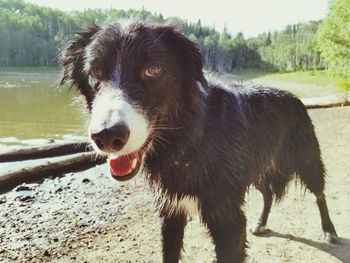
[108,151,143,181]
[106,124,156,181]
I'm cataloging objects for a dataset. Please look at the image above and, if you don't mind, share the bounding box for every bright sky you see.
[24,0,329,37]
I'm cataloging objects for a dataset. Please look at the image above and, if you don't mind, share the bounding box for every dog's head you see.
[60,22,206,181]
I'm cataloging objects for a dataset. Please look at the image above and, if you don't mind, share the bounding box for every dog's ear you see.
[155,25,206,85]
[60,25,100,110]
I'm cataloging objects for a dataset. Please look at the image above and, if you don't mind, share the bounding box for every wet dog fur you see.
[60,22,337,263]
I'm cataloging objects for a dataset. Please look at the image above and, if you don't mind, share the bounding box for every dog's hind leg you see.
[296,153,338,243]
[250,182,273,235]
[161,212,187,263]
[315,192,338,243]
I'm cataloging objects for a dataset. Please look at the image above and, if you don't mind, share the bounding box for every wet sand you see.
[1,107,350,263]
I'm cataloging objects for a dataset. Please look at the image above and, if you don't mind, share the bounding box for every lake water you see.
[0,72,87,148]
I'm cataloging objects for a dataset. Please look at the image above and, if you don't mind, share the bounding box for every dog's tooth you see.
[132,158,138,169]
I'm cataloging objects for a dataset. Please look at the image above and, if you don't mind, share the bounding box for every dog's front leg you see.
[161,212,187,263]
[203,207,247,263]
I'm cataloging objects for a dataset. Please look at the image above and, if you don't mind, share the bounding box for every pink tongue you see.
[109,152,138,177]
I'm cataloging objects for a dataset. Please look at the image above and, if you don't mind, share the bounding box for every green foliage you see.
[0,0,65,66]
[0,0,331,74]
[248,22,323,72]
[317,0,350,81]
[336,79,350,91]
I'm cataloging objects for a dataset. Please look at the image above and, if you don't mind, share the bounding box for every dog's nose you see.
[90,124,130,152]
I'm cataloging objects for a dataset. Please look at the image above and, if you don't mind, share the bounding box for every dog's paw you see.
[325,232,338,243]
[250,225,270,235]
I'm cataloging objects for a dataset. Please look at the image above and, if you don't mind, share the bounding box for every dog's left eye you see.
[143,65,162,78]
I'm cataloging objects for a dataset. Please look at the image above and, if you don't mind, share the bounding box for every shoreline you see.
[1,107,349,262]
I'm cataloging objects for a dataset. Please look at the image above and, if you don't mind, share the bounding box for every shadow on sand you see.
[258,230,350,262]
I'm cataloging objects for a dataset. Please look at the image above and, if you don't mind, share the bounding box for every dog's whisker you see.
[150,136,167,149]
[151,131,170,143]
[152,128,178,133]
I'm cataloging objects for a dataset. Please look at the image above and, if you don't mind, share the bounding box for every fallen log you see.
[302,94,350,109]
[304,100,350,109]
[0,141,91,162]
[0,94,348,194]
[0,152,107,194]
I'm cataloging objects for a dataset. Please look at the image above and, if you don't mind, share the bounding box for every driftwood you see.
[0,152,106,194]
[0,95,347,164]
[302,94,350,109]
[305,101,350,109]
[0,141,91,162]
[0,94,348,194]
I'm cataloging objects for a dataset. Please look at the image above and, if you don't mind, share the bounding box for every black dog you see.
[60,22,337,262]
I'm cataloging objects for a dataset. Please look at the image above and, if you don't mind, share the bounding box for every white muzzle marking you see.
[89,84,150,157]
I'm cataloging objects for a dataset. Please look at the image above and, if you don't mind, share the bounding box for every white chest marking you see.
[168,195,200,216]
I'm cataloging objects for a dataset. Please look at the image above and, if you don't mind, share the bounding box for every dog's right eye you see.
[90,68,103,79]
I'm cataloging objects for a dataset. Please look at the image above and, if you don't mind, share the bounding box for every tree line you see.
[0,0,349,83]
[317,0,350,88]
